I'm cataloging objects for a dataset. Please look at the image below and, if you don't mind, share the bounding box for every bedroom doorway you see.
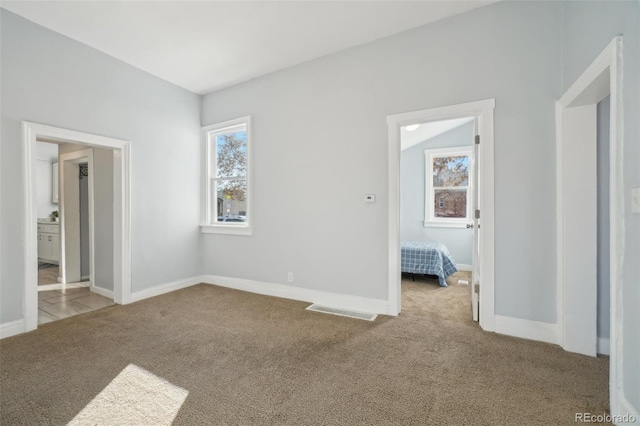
[398,117,476,317]
[387,99,495,332]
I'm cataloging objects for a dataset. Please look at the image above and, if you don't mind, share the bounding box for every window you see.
[201,116,251,235]
[424,146,472,227]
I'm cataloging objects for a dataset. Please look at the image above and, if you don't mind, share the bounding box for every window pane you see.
[215,131,247,178]
[432,155,469,187]
[434,189,467,218]
[212,179,247,223]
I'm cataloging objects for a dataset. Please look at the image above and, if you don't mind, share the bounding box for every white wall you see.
[201,1,563,319]
[562,0,639,414]
[35,141,58,219]
[596,96,610,341]
[0,10,202,324]
[401,122,474,265]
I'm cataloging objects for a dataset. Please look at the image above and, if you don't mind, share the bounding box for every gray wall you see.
[0,10,202,323]
[596,97,610,341]
[562,0,639,413]
[201,0,563,320]
[59,143,114,290]
[93,148,114,291]
[401,122,474,265]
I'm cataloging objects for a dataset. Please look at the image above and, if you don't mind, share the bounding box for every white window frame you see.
[201,116,252,235]
[424,146,472,228]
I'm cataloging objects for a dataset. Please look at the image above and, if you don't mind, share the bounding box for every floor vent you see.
[306,304,377,321]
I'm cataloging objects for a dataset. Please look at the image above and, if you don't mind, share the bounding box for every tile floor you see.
[38,287,115,325]
[38,265,59,285]
[37,265,114,325]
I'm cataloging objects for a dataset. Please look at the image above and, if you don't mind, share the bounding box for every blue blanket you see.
[401,241,458,287]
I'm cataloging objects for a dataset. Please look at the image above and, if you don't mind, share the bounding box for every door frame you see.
[556,37,630,418]
[386,98,496,331]
[22,122,132,332]
[59,149,94,289]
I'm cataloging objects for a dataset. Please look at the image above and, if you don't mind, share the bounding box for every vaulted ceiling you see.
[2,1,496,94]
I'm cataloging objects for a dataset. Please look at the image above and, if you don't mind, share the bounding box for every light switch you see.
[632,188,640,214]
[364,194,376,203]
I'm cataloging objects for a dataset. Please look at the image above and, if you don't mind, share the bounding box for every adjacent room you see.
[399,117,477,322]
[1,1,638,425]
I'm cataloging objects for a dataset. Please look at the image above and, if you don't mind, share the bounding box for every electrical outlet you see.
[287,272,293,283]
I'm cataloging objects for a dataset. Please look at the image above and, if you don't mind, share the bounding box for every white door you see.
[471,121,480,322]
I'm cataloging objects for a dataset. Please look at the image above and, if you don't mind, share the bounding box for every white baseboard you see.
[91,285,114,299]
[597,337,610,356]
[81,275,90,280]
[456,263,472,271]
[130,276,206,303]
[203,275,389,315]
[494,315,559,345]
[1,319,25,339]
[617,393,640,425]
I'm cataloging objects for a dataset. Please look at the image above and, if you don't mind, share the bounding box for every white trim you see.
[200,224,252,235]
[556,37,627,419]
[0,320,26,339]
[130,276,205,303]
[597,337,610,356]
[387,98,495,331]
[456,264,472,272]
[200,116,253,236]
[618,396,640,426]
[424,145,473,227]
[23,121,132,334]
[91,286,114,299]
[203,275,389,315]
[38,282,88,291]
[423,222,468,229]
[494,315,559,345]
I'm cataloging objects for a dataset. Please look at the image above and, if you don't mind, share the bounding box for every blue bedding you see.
[401,241,458,287]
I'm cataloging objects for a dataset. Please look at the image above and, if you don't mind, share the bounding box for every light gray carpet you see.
[0,273,609,425]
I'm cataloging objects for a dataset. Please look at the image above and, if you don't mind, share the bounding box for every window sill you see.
[423,221,469,229]
[200,224,252,236]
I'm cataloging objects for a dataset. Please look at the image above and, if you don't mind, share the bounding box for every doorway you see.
[387,99,495,332]
[398,117,476,318]
[556,37,626,417]
[22,122,132,333]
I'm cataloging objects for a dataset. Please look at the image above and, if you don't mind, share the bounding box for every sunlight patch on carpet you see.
[68,364,188,426]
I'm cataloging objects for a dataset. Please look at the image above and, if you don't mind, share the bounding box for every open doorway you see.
[23,122,132,333]
[36,144,117,325]
[35,141,61,287]
[399,117,476,320]
[387,99,495,331]
[556,37,627,418]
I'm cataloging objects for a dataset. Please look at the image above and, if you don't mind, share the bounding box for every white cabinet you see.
[38,223,60,263]
[52,162,59,204]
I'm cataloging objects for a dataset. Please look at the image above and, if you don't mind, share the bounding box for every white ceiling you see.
[2,1,495,95]
[401,117,474,150]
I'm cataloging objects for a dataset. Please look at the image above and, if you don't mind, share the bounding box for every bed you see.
[401,241,458,287]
